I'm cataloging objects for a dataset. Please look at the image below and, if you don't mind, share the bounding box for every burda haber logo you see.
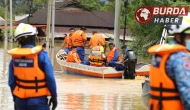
[135,6,189,25]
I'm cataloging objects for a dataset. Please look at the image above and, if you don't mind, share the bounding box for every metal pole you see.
[3,0,8,72]
[4,0,8,48]
[51,47,54,66]
[46,0,52,54]
[10,0,13,42]
[51,0,55,48]
[123,0,127,45]
[27,0,33,24]
[27,0,30,23]
[160,25,167,44]
[123,14,127,45]
[114,0,121,48]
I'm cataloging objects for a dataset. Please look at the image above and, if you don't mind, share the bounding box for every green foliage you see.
[0,6,4,17]
[0,0,48,15]
[100,1,115,11]
[13,0,48,15]
[77,0,103,11]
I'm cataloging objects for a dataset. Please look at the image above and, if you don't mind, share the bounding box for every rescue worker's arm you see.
[73,53,81,64]
[38,51,57,99]
[98,40,106,52]
[109,50,119,62]
[83,40,87,47]
[66,57,69,62]
[117,54,126,63]
[166,53,190,109]
[67,36,72,48]
[88,38,92,48]
[70,36,74,47]
[101,36,106,52]
[104,44,106,53]
[120,52,128,63]
[98,36,106,46]
[8,59,16,101]
[61,39,66,49]
[82,33,87,47]
[98,40,104,46]
[101,53,106,59]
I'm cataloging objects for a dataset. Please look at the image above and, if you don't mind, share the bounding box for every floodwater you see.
[0,40,147,110]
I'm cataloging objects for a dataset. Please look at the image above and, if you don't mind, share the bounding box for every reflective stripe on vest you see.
[15,76,47,92]
[90,51,103,66]
[8,46,51,98]
[148,44,186,110]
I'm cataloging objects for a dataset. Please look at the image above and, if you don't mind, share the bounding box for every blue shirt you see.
[152,40,190,109]
[8,45,57,100]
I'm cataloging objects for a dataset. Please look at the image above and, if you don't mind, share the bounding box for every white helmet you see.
[167,12,190,34]
[14,23,37,40]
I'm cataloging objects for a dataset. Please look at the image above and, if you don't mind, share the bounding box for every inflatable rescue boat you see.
[56,49,150,78]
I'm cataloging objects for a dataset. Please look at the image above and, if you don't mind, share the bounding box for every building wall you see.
[0,16,5,26]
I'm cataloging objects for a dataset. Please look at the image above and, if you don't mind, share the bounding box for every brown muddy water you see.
[0,41,147,110]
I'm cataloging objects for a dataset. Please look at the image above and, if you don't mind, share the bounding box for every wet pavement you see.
[0,41,147,110]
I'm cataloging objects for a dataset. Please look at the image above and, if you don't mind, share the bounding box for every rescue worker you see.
[89,43,106,67]
[71,27,87,61]
[8,23,57,110]
[61,28,75,54]
[123,49,137,79]
[116,45,129,63]
[66,46,81,64]
[106,43,120,67]
[115,45,131,72]
[148,13,190,110]
[88,30,106,52]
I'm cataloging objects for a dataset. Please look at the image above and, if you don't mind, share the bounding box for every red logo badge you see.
[134,6,189,25]
[135,7,152,24]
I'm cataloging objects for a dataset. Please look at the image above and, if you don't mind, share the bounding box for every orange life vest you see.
[8,46,51,98]
[89,50,103,66]
[66,51,81,63]
[89,33,106,47]
[65,34,72,48]
[148,44,188,110]
[107,47,120,62]
[71,30,85,46]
